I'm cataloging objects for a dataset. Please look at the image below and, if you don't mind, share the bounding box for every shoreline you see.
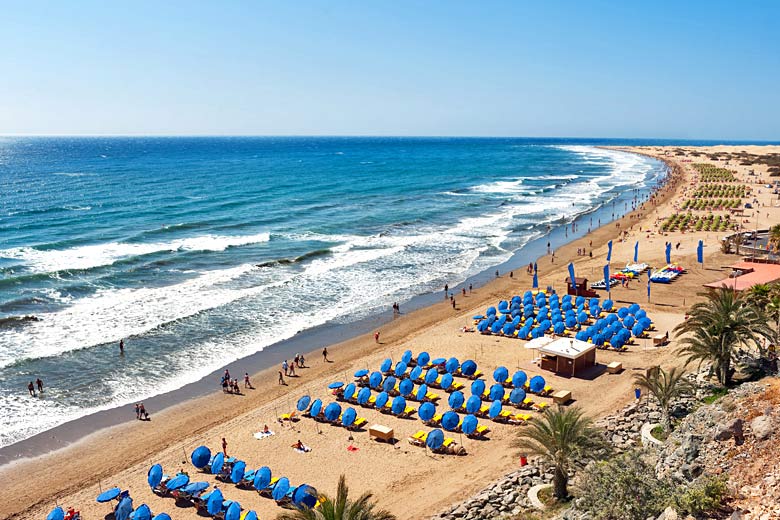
[0,148,679,519]
[0,149,668,466]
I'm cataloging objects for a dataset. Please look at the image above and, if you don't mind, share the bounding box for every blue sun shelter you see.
[253,467,272,490]
[191,446,211,469]
[471,379,485,396]
[394,361,407,378]
[272,477,291,502]
[426,429,445,450]
[210,452,224,475]
[369,371,383,389]
[343,384,356,401]
[133,505,152,520]
[96,487,121,503]
[342,407,357,428]
[375,391,389,409]
[230,461,246,484]
[296,395,311,412]
[493,366,509,383]
[391,396,406,415]
[148,464,163,489]
[489,384,505,401]
[114,497,133,520]
[441,411,460,431]
[461,414,478,435]
[466,395,482,414]
[399,378,414,396]
[47,507,64,520]
[293,484,319,509]
[401,350,413,365]
[324,402,341,422]
[448,390,464,409]
[309,399,323,418]
[380,358,392,373]
[225,502,241,520]
[419,402,436,422]
[166,474,189,491]
[488,400,503,419]
[417,351,430,366]
[509,388,527,406]
[415,384,428,401]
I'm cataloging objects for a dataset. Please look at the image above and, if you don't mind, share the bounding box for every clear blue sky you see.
[2,1,779,139]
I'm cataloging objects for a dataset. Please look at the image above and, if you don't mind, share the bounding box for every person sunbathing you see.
[263,424,270,434]
[292,439,304,450]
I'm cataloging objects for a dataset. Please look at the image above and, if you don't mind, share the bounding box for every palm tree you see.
[746,283,772,308]
[769,224,780,253]
[514,406,608,500]
[633,367,693,432]
[674,286,771,385]
[276,475,396,520]
[731,233,744,255]
[764,291,780,347]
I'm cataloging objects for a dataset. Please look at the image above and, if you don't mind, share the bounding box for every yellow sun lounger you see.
[533,402,549,412]
[351,417,367,429]
[442,437,455,448]
[509,412,532,424]
[278,411,298,422]
[424,391,440,402]
[408,430,428,446]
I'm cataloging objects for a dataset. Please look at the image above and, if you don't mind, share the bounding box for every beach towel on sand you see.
[293,444,311,453]
[253,431,275,440]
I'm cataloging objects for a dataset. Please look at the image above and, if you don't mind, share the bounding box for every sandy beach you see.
[4,145,780,520]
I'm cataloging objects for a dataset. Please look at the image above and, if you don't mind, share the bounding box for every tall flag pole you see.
[697,240,704,268]
[633,241,639,263]
[603,264,611,298]
[568,262,576,295]
[665,242,672,265]
[606,240,613,262]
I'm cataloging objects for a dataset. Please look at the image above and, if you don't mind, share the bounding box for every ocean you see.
[0,136,668,449]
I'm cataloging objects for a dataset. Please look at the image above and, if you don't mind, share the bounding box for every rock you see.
[714,418,744,444]
[657,506,678,520]
[751,415,773,441]
[681,434,701,462]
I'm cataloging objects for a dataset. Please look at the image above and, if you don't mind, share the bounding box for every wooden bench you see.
[368,424,394,443]
[607,361,623,374]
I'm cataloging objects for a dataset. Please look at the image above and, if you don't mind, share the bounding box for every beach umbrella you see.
[253,467,272,490]
[517,327,530,339]
[225,502,241,520]
[328,381,344,390]
[243,513,258,520]
[509,388,527,405]
[410,365,423,381]
[440,373,453,390]
[415,384,428,401]
[441,411,460,431]
[448,391,464,409]
[96,487,121,503]
[133,505,152,520]
[511,371,528,389]
[424,368,439,385]
[431,357,446,367]
[296,395,311,412]
[624,316,636,328]
[342,407,357,427]
[460,360,477,377]
[148,464,163,488]
[632,323,644,337]
[461,414,478,435]
[183,482,208,494]
[152,514,171,520]
[617,307,628,318]
[445,357,460,374]
[603,299,613,311]
[553,321,565,334]
[419,402,436,421]
[628,303,640,315]
[578,311,588,324]
[47,507,65,520]
[343,383,356,401]
[310,399,323,418]
[293,485,319,509]
[471,379,486,396]
[272,478,290,502]
[488,400,503,419]
[565,315,577,328]
[210,452,224,475]
[489,384,505,401]
[417,351,430,366]
[426,429,444,450]
[369,371,383,389]
[607,240,613,262]
[382,376,397,393]
[487,306,497,316]
[399,378,414,396]
[391,396,406,415]
[529,375,545,393]
[166,474,189,491]
[401,350,413,364]
[190,446,211,469]
[493,366,509,383]
[230,461,246,484]
[356,386,371,405]
[354,369,369,378]
[636,309,647,320]
[394,361,407,377]
[575,331,587,341]
[115,497,133,520]
[532,270,538,289]
[380,358,392,373]
[375,391,389,409]
[324,402,341,421]
[465,395,481,414]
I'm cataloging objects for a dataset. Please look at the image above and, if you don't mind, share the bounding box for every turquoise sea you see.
[0,137,671,448]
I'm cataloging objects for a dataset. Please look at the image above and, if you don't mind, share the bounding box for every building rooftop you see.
[538,337,596,360]
[703,261,780,291]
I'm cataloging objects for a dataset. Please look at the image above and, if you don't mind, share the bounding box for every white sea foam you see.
[0,232,271,273]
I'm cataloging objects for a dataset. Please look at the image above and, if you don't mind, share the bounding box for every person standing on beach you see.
[299,353,305,367]
[36,378,43,393]
[278,371,285,385]
[452,298,456,309]
[135,403,140,419]
[244,373,251,388]
[27,381,36,397]
[139,403,147,420]
[469,283,472,293]
[282,360,288,376]
[222,437,228,456]
[119,339,124,355]
[374,331,380,343]
[444,283,448,297]
[322,347,329,362]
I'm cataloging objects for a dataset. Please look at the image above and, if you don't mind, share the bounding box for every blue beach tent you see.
[310,399,323,418]
[253,467,272,490]
[449,391,464,409]
[272,478,291,502]
[419,402,436,421]
[460,360,477,377]
[207,490,224,516]
[471,379,486,396]
[225,502,241,520]
[148,464,163,488]
[426,429,445,450]
[97,487,121,503]
[466,395,481,414]
[210,452,224,475]
[441,411,460,431]
[296,395,311,412]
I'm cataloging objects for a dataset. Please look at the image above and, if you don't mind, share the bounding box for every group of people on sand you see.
[221,368,253,394]
[134,402,149,420]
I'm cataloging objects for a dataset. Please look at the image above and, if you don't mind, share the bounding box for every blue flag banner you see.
[533,262,538,274]
[532,272,538,289]
[697,240,703,265]
[568,262,576,286]
[665,243,671,264]
[606,240,613,262]
[647,268,652,282]
[647,281,651,300]
[633,241,639,263]
[603,264,610,294]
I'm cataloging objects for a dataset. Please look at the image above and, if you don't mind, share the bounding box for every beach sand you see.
[3,145,779,520]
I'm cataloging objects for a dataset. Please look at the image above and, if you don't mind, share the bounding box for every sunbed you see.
[278,411,299,422]
[408,430,428,447]
[509,412,532,424]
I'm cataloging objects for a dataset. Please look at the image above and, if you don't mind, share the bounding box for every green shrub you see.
[673,475,729,517]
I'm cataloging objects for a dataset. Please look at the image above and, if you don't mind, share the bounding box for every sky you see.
[1,1,779,139]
